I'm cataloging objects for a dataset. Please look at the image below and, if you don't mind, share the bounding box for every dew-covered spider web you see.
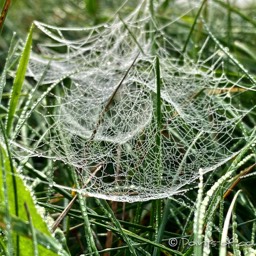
[13,0,256,202]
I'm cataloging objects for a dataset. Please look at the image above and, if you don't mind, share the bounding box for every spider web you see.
[14,1,256,202]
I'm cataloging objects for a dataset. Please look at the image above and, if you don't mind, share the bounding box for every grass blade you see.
[182,0,208,54]
[24,203,38,256]
[6,23,34,137]
[0,122,67,255]
[0,0,11,32]
[220,190,241,256]
[0,33,20,104]
[0,210,69,256]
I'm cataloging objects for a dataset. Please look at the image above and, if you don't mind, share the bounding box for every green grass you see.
[0,0,256,255]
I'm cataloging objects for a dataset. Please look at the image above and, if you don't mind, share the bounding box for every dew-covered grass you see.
[0,1,256,255]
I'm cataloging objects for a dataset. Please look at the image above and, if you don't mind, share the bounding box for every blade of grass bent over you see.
[220,190,242,256]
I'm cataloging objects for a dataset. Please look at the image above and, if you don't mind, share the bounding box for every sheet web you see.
[15,2,255,202]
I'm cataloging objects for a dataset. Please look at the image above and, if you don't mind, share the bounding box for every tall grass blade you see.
[182,0,208,54]
[0,131,13,255]
[152,56,162,256]
[6,24,34,137]
[0,120,19,254]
